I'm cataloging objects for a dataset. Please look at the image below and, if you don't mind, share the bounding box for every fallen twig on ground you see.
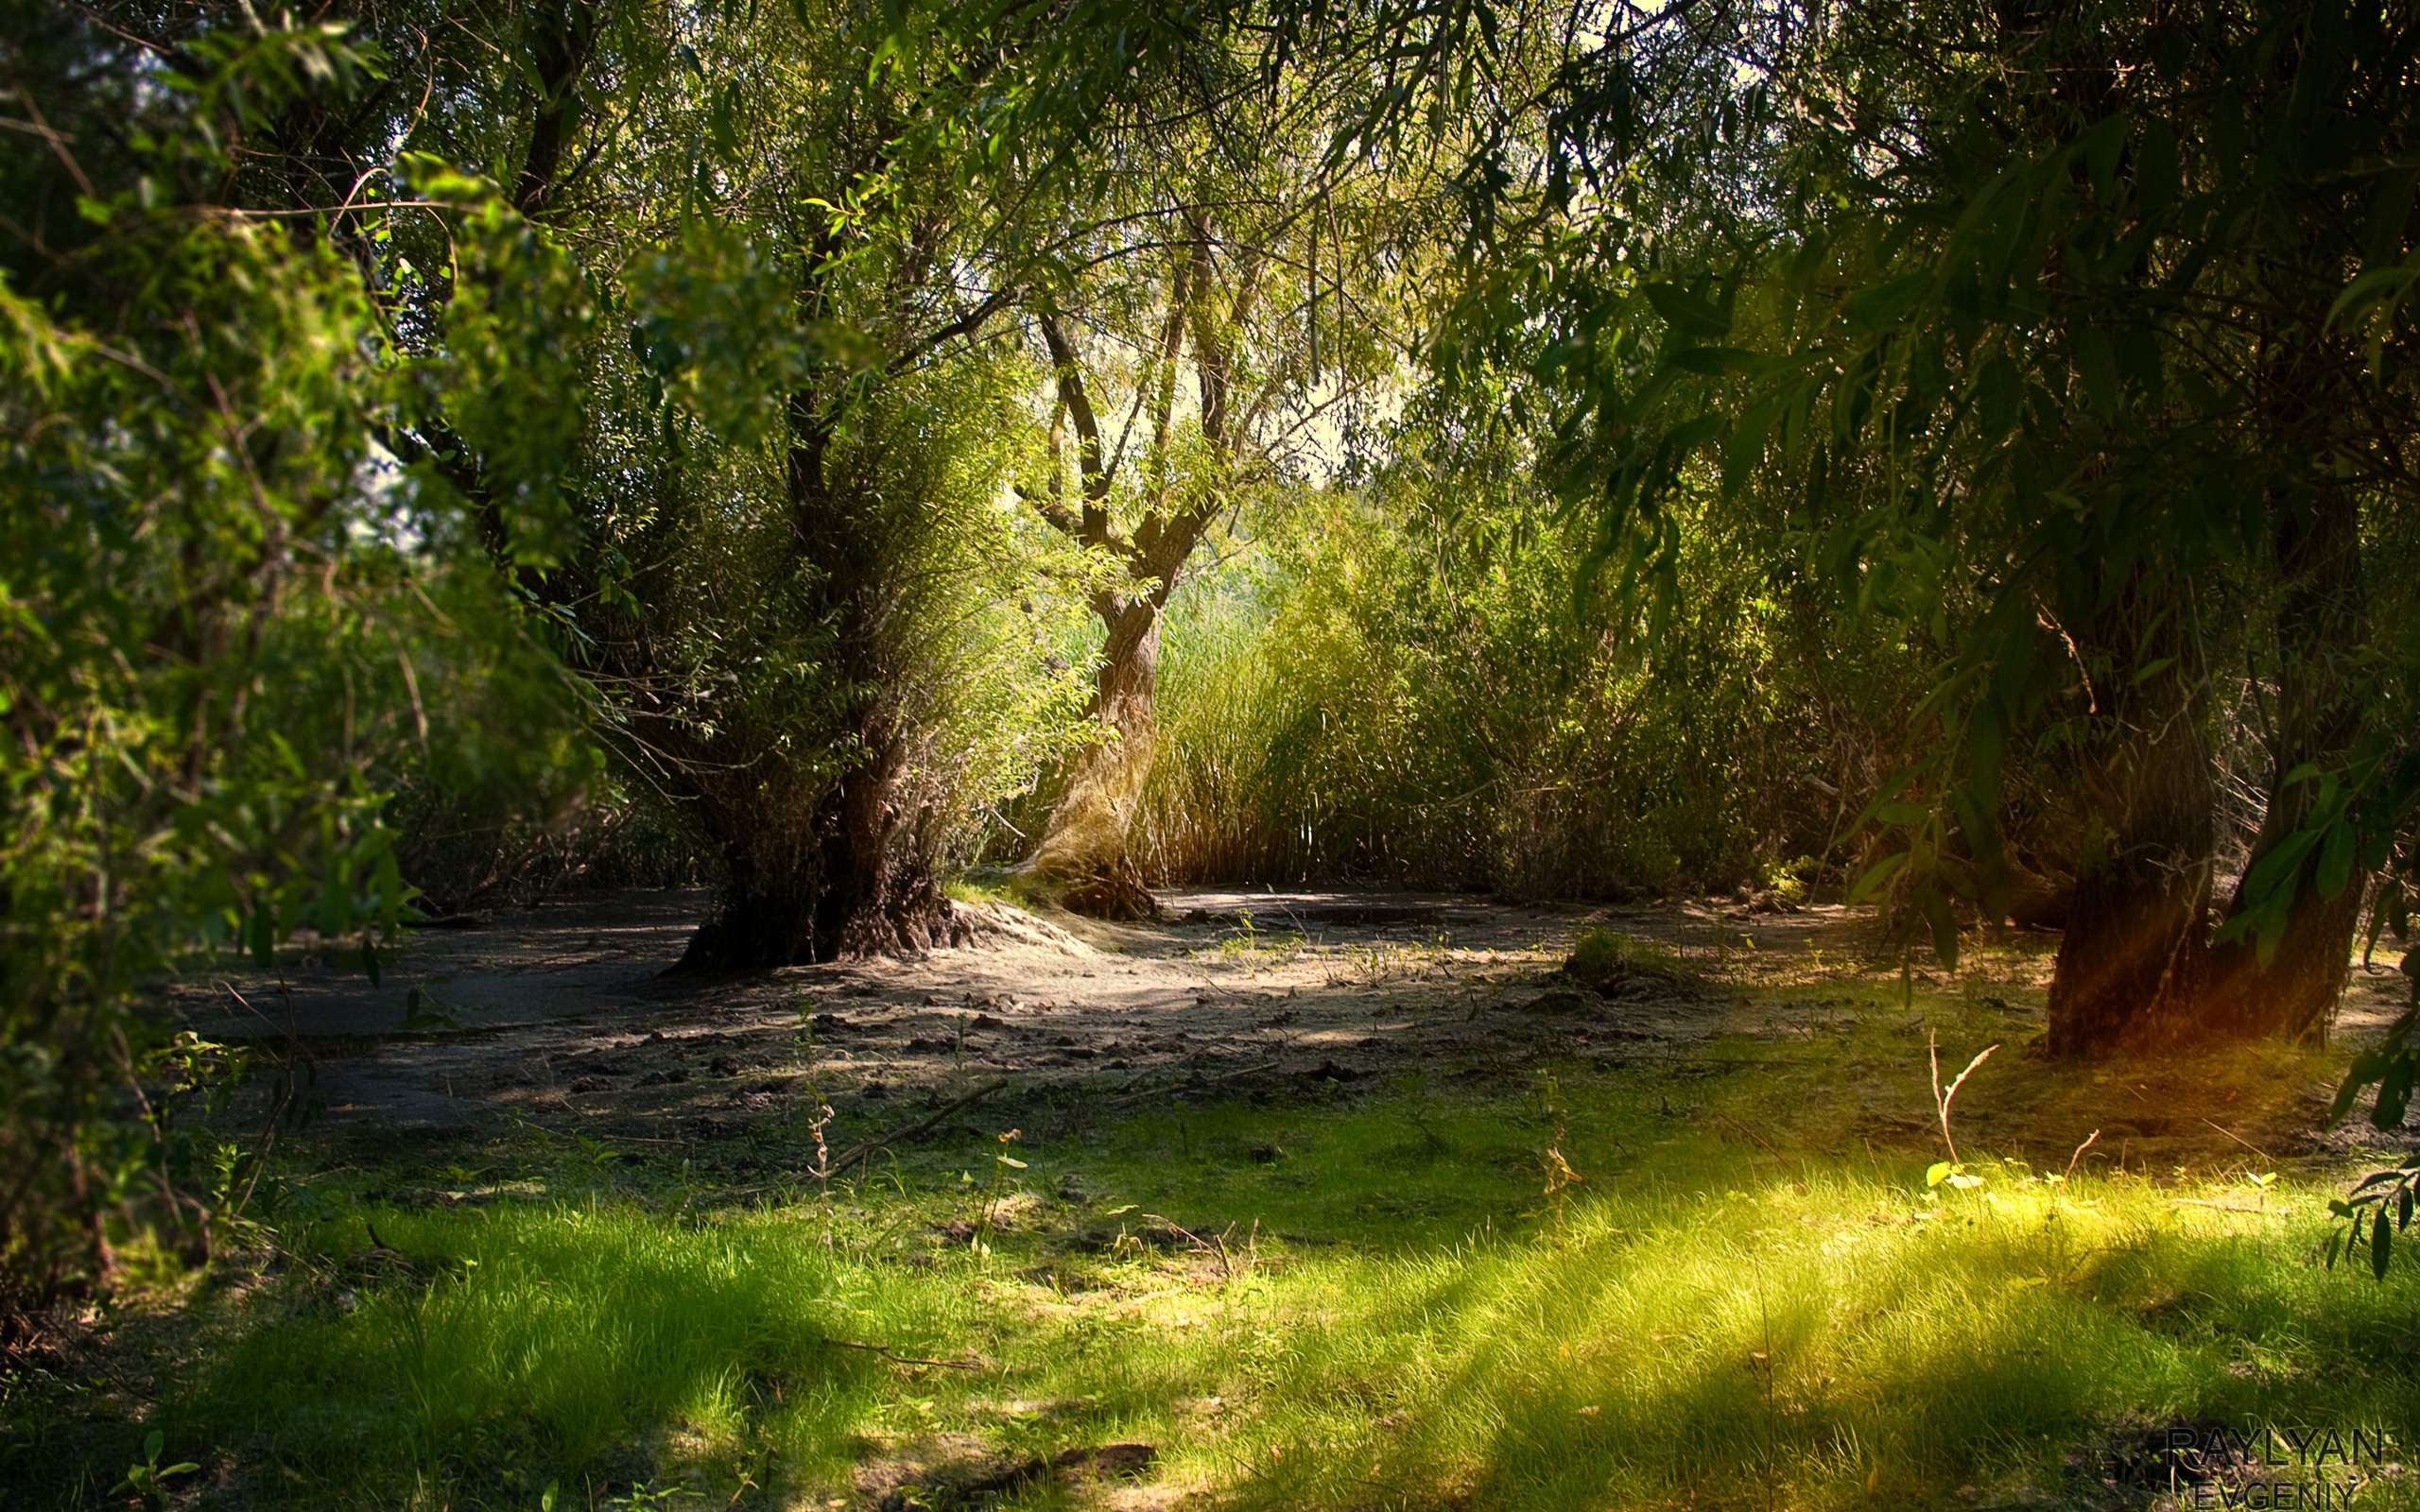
[823,1337,981,1370]
[824,1078,1009,1174]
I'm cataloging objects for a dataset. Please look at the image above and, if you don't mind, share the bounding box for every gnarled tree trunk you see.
[2205,486,2369,1040]
[1028,603,1161,919]
[673,713,960,971]
[1018,228,1256,918]
[2043,580,2217,1056]
[669,398,963,971]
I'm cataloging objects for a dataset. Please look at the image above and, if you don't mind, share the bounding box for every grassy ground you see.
[9,971,2420,1511]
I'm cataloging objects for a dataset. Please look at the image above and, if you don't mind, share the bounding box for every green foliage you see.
[2325,1156,2419,1281]
[1436,0,2420,998]
[1134,479,1925,897]
[0,10,585,1335]
[1558,929,1687,994]
[110,1428,199,1508]
[23,1050,2420,1507]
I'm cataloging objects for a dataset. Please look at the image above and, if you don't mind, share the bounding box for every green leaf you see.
[1845,272,1929,333]
[1975,353,2020,441]
[2081,114,2128,200]
[2364,168,2418,270]
[1920,885,1960,970]
[2318,821,2357,899]
[1969,694,2004,800]
[1723,398,1778,497]
[1642,283,1728,340]
[2375,1057,2414,1129]
[2374,1199,2394,1279]
[1927,1160,1953,1188]
[1848,851,1909,903]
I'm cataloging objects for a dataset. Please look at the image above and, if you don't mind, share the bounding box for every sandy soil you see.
[167,886,2417,1171]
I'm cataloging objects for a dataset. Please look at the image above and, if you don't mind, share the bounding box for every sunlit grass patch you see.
[22,1010,2420,1511]
[133,1205,985,1505]
[1201,1166,2420,1512]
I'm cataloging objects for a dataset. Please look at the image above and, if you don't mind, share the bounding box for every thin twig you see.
[2064,1129,2100,1181]
[823,1338,980,1370]
[2199,1119,2273,1164]
[823,1078,1008,1174]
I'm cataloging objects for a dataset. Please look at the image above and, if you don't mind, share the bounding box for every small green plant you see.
[601,1480,697,1508]
[1536,1070,1583,1232]
[789,1000,839,1214]
[1226,907,1259,954]
[1758,856,1813,905]
[112,1430,199,1508]
[1565,928,1630,982]
[2325,1154,2418,1280]
[1217,908,1306,971]
[1924,1028,1997,1191]
[973,1128,1027,1256]
[1562,929,1686,994]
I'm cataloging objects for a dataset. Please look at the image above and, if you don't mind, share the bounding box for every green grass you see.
[14,1015,2420,1511]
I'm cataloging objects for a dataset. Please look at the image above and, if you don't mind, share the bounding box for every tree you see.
[1015,24,1451,915]
[0,15,570,1335]
[365,0,1212,966]
[1437,0,2420,1054]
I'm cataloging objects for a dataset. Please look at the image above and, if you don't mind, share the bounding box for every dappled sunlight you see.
[61,1058,2414,1508]
[11,0,2420,1506]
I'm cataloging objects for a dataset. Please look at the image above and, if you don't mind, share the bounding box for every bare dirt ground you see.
[169,885,2418,1173]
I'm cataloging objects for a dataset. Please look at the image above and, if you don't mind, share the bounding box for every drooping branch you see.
[1036,308,1115,552]
[510,0,599,218]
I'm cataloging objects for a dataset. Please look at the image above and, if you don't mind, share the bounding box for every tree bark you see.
[2204,486,2369,1040]
[667,393,964,971]
[1029,603,1162,919]
[2042,580,2217,1057]
[673,723,960,971]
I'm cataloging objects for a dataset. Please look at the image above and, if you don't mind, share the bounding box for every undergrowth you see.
[9,1011,2420,1511]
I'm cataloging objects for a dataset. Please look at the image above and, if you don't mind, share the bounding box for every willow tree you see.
[1436,0,2420,1055]
[0,16,579,1332]
[1013,28,1449,916]
[354,0,1219,965]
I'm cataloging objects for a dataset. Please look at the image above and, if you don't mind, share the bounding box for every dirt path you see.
[168,889,1860,1138]
[171,886,2415,1173]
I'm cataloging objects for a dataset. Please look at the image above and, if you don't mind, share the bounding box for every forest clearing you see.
[15,888,2420,1509]
[7,0,2420,1506]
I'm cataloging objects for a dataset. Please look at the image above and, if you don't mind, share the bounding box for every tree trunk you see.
[666,388,966,973]
[2042,582,2216,1057]
[673,734,960,972]
[1028,603,1161,919]
[2205,488,2369,1040]
[678,832,825,971]
[820,724,958,958]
